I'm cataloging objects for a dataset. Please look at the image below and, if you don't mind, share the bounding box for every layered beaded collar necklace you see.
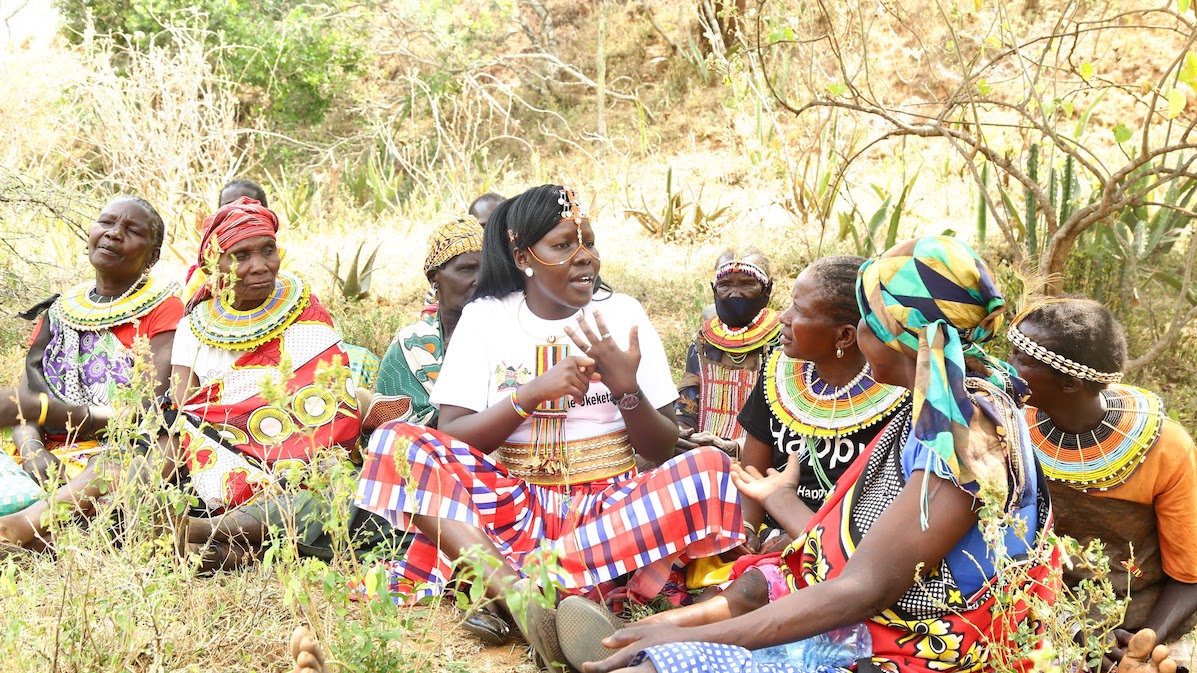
[189,271,309,349]
[55,275,178,331]
[1026,384,1165,492]
[764,349,909,437]
[700,309,781,359]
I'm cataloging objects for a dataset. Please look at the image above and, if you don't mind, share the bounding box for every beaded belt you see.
[495,429,636,486]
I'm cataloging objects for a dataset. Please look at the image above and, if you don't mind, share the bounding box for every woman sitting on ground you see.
[355,184,744,653]
[0,196,181,543]
[578,236,1056,673]
[675,250,780,457]
[365,215,483,430]
[1009,298,1197,670]
[169,198,360,570]
[735,254,908,551]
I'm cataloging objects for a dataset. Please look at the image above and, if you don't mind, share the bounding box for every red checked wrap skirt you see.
[356,422,745,602]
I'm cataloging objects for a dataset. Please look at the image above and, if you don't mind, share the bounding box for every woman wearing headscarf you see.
[168,197,360,569]
[580,236,1057,673]
[675,249,780,456]
[364,216,483,430]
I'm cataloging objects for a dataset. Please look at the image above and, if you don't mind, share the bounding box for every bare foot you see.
[289,626,330,673]
[1118,629,1178,673]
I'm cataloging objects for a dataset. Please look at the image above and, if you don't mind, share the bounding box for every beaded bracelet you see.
[510,392,532,419]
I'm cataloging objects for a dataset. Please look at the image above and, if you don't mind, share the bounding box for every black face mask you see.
[713,287,771,328]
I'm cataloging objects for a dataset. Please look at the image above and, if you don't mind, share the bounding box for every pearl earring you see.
[836,348,844,359]
[525,267,534,278]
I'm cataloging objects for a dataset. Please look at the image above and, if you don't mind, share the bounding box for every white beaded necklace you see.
[803,361,870,402]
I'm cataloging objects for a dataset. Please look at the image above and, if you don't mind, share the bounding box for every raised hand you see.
[565,310,640,397]
[731,450,803,507]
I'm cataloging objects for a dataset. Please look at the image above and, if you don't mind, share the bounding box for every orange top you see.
[1088,419,1197,583]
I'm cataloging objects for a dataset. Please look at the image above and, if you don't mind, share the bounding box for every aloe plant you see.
[329,241,382,301]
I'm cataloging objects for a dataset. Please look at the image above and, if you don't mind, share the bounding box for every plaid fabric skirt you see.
[356,422,744,602]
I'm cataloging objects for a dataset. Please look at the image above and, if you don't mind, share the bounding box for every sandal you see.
[462,605,513,646]
[556,595,626,670]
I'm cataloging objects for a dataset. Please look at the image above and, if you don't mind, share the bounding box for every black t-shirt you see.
[737,365,899,512]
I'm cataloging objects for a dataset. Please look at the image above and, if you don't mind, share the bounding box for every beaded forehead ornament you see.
[558,186,585,224]
[509,186,588,246]
[1008,323,1123,384]
[715,260,770,286]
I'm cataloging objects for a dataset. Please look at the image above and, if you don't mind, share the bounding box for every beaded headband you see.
[1008,323,1124,384]
[715,260,770,286]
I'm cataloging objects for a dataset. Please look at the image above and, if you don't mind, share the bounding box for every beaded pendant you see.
[1027,384,1165,492]
[764,349,909,437]
[54,276,179,331]
[700,310,782,354]
[189,271,310,349]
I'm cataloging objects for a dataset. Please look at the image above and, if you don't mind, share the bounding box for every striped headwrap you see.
[856,236,1026,512]
[424,215,484,276]
[188,197,280,310]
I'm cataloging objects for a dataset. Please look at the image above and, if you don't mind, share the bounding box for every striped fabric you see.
[856,236,1023,483]
[356,422,744,602]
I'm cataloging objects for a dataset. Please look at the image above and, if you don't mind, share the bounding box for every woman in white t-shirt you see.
[357,184,744,656]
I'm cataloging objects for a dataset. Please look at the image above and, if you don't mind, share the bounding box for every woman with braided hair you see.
[1009,298,1197,670]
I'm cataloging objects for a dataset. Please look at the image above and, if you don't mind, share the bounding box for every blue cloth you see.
[635,629,865,673]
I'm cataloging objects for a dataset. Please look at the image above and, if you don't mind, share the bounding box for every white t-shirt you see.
[171,314,245,387]
[430,292,678,443]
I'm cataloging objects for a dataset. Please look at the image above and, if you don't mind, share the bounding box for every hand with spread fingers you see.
[519,354,598,407]
[565,309,641,398]
[731,450,803,508]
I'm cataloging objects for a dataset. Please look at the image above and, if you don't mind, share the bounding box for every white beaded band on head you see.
[1008,323,1124,384]
[715,260,770,286]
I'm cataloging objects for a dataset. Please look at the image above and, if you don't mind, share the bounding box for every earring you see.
[525,267,534,278]
[836,348,844,359]
[431,281,439,292]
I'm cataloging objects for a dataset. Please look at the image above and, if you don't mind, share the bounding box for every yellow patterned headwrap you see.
[424,215,483,275]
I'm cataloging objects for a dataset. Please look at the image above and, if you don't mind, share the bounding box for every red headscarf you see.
[187,197,281,310]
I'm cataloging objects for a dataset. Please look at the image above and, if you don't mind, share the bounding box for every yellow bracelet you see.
[36,392,49,426]
[510,392,532,419]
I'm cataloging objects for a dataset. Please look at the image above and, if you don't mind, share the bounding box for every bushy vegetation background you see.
[3,0,1197,670]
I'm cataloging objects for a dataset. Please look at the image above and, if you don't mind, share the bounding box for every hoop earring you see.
[524,267,534,278]
[836,348,844,359]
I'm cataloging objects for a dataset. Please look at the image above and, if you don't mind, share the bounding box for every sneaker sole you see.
[556,596,625,670]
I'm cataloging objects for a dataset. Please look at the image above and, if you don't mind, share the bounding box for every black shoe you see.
[462,606,513,646]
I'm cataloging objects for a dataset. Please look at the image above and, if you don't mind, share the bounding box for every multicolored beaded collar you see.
[1026,384,1165,492]
[764,349,909,437]
[700,309,782,354]
[53,276,179,331]
[189,271,310,349]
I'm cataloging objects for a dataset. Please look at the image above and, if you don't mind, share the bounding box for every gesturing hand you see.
[519,354,597,407]
[564,310,640,397]
[731,450,803,507]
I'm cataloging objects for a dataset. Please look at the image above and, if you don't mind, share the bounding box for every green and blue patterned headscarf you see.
[856,236,1025,501]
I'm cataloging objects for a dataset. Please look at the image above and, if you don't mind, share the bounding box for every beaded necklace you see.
[1026,384,1165,492]
[700,309,781,355]
[764,349,909,438]
[55,276,179,331]
[189,271,310,349]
